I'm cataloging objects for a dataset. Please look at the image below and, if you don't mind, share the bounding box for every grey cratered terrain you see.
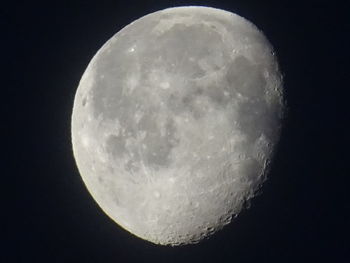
[71,6,284,246]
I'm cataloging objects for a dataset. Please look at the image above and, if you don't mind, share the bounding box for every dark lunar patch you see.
[236,100,270,141]
[167,92,201,119]
[167,93,187,115]
[204,85,230,106]
[240,158,262,182]
[90,45,140,119]
[168,85,227,120]
[143,23,228,79]
[124,159,140,173]
[105,135,142,173]
[92,76,124,119]
[226,56,266,98]
[138,115,179,168]
[105,134,127,159]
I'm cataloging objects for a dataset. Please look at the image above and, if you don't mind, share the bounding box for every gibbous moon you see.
[71,6,284,246]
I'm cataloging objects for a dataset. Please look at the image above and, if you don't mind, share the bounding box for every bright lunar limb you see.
[71,6,285,246]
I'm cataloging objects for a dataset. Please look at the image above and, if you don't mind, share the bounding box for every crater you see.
[82,97,87,107]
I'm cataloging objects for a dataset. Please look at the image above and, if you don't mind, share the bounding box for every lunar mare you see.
[71,6,284,246]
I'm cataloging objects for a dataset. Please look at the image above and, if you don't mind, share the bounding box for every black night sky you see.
[5,1,349,262]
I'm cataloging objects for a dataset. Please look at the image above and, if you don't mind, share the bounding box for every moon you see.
[71,6,284,246]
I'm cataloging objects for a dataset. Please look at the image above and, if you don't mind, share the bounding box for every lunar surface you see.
[71,6,284,246]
